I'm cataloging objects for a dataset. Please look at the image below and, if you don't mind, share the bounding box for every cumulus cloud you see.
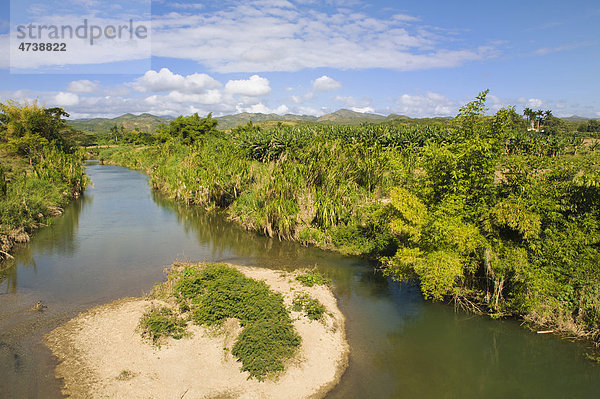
[351,106,375,113]
[525,98,543,108]
[237,103,289,114]
[334,95,372,108]
[53,92,80,106]
[393,92,455,117]
[313,75,341,92]
[133,68,221,93]
[67,80,100,94]
[225,75,271,96]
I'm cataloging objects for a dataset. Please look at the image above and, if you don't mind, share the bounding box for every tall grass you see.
[0,146,87,258]
[104,121,600,345]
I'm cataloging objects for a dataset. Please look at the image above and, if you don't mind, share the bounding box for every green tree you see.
[523,107,535,131]
[456,89,489,136]
[159,113,219,145]
[0,100,74,157]
[492,106,523,135]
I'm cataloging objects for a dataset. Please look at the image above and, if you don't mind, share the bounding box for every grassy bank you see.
[141,263,304,380]
[102,95,600,346]
[0,101,88,262]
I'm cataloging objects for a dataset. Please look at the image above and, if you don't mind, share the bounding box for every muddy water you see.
[1,163,599,398]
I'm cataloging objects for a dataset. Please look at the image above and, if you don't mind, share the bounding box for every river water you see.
[1,163,599,398]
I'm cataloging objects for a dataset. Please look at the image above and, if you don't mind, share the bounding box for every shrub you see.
[232,319,301,379]
[295,268,330,287]
[138,306,187,344]
[292,293,326,321]
[168,263,301,380]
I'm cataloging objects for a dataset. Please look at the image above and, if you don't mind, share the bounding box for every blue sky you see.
[0,0,599,119]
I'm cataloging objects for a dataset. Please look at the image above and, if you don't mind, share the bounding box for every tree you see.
[523,107,535,131]
[456,89,489,136]
[159,113,219,145]
[492,106,524,135]
[0,100,74,157]
[110,125,120,144]
[586,119,600,133]
[534,110,544,132]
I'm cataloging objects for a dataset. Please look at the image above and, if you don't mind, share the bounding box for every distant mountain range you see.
[66,113,171,135]
[559,115,592,122]
[66,109,595,134]
[66,109,411,134]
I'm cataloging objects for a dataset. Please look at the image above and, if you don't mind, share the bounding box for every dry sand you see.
[45,265,349,399]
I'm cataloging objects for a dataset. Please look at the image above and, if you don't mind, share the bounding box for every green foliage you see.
[295,268,330,287]
[492,106,524,134]
[387,186,427,242]
[0,101,87,258]
[0,146,87,245]
[167,263,301,380]
[138,306,187,344]
[176,265,289,326]
[106,92,600,343]
[456,89,490,135]
[292,293,326,321]
[0,165,6,197]
[413,250,463,301]
[232,319,301,378]
[490,198,541,240]
[0,101,75,156]
[158,113,218,145]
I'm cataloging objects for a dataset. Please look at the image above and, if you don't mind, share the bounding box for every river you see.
[1,163,599,398]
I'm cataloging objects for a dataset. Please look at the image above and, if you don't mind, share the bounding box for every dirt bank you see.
[45,265,349,399]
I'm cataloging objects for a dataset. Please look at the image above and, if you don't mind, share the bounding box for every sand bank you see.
[45,265,349,399]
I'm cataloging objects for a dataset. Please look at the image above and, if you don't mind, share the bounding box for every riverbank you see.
[45,263,349,399]
[100,139,600,348]
[0,150,87,265]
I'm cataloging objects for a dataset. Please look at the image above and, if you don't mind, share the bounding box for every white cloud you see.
[526,98,543,108]
[225,75,271,96]
[351,106,375,113]
[393,92,455,117]
[8,13,152,72]
[313,75,341,92]
[53,92,80,106]
[67,80,99,94]
[150,2,496,73]
[169,2,204,10]
[144,90,223,105]
[133,68,221,93]
[237,103,289,114]
[334,95,372,108]
[534,42,594,56]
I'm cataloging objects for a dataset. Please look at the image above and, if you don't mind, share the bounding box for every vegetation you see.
[149,263,301,380]
[0,101,88,261]
[295,268,331,287]
[138,306,187,344]
[103,93,600,345]
[292,293,326,321]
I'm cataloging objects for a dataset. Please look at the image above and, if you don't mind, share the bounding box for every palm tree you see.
[523,107,535,131]
[535,110,544,132]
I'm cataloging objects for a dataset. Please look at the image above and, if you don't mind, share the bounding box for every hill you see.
[216,112,317,130]
[317,109,387,124]
[67,109,410,133]
[67,113,172,134]
[560,115,590,122]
